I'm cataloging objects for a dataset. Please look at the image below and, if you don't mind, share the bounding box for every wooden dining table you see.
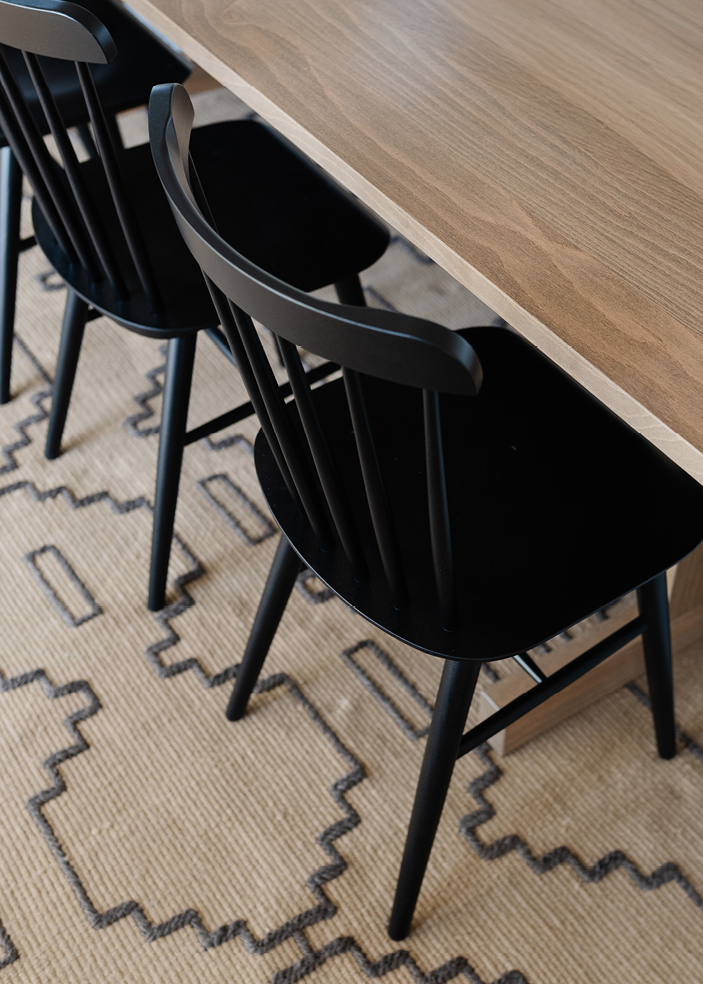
[126,0,703,750]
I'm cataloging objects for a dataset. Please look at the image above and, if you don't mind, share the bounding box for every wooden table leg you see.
[477,544,703,756]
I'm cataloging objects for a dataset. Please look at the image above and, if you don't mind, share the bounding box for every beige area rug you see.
[1,88,703,984]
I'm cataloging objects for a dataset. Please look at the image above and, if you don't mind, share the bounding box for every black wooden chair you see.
[149,81,703,939]
[0,0,389,611]
[0,0,191,403]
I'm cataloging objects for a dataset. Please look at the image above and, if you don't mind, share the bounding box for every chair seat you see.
[255,326,703,661]
[0,0,190,147]
[32,120,390,336]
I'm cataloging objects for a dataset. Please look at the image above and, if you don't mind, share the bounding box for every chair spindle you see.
[186,154,326,531]
[423,389,457,631]
[231,305,336,549]
[279,336,368,581]
[344,367,408,609]
[203,276,302,506]
[75,62,161,307]
[22,52,125,293]
[0,48,88,266]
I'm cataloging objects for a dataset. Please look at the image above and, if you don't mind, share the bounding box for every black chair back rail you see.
[150,82,484,635]
[0,0,159,307]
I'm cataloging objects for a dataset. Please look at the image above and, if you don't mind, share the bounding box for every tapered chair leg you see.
[45,288,89,459]
[388,657,481,941]
[226,536,302,721]
[0,146,23,404]
[637,572,676,759]
[148,334,197,611]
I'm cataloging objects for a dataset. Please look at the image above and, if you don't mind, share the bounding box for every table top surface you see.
[131,0,703,480]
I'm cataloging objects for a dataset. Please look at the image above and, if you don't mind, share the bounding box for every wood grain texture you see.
[670,542,703,618]
[128,0,703,481]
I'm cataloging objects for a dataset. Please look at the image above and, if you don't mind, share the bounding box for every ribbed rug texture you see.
[1,87,702,984]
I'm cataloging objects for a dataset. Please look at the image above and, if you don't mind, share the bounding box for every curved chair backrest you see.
[149,82,485,631]
[0,0,159,305]
[0,0,115,62]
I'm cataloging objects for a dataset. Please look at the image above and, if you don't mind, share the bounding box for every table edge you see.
[128,0,703,487]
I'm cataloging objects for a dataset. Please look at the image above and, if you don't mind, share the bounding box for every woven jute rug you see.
[1,88,703,984]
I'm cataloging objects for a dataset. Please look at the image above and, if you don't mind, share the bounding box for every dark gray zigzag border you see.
[4,664,368,959]
[122,344,254,452]
[344,630,703,915]
[4,425,691,973]
[0,665,101,971]
[0,476,151,517]
[0,380,241,687]
[458,742,703,911]
[279,644,703,979]
[0,332,54,476]
[143,531,239,687]
[124,343,167,438]
[0,388,51,476]
[0,478,213,685]
[274,933,528,984]
[9,480,703,921]
[3,663,531,984]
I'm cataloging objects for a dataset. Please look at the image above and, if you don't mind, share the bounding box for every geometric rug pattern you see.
[1,88,703,984]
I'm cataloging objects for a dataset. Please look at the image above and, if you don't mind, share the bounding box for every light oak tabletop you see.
[129,0,703,481]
